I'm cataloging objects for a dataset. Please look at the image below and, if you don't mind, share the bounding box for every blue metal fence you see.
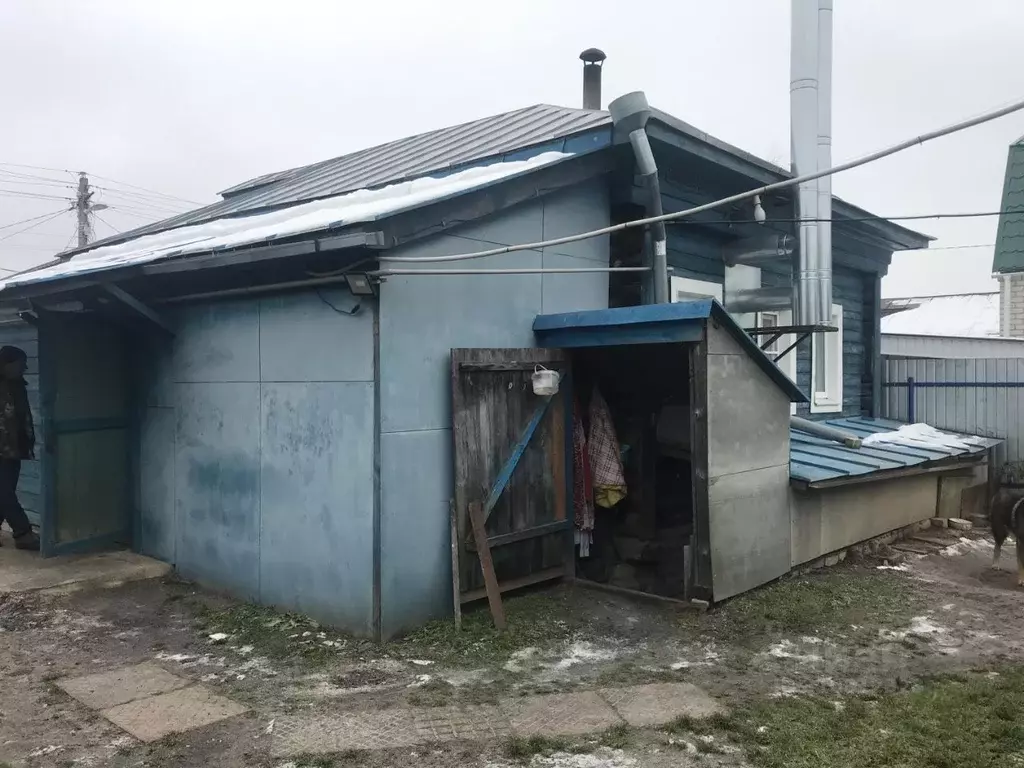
[882,356,1024,465]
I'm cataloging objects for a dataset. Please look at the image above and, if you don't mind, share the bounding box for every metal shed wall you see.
[0,322,41,526]
[377,181,610,639]
[704,321,792,601]
[881,334,1024,359]
[134,289,376,635]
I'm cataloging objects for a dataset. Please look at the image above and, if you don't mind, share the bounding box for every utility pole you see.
[75,172,92,247]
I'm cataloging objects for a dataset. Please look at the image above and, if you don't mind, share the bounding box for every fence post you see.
[907,376,916,423]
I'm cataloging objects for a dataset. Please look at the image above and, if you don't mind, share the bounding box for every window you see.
[810,303,844,413]
[758,309,797,414]
[671,276,722,303]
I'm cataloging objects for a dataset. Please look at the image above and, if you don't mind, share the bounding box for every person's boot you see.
[14,531,39,551]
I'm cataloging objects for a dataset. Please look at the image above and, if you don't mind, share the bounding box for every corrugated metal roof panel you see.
[99,104,611,247]
[790,416,1001,486]
[993,138,1024,273]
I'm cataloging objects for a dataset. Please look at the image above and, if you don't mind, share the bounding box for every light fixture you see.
[753,195,766,224]
[344,273,377,296]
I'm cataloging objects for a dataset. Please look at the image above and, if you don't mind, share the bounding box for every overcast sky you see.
[1,0,1022,297]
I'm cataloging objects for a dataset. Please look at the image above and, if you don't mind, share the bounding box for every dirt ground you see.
[2,523,1024,768]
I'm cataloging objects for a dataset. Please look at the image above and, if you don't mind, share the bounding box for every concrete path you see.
[57,662,722,755]
[0,540,169,594]
[270,682,724,757]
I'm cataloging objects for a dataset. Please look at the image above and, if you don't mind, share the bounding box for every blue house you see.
[0,67,993,639]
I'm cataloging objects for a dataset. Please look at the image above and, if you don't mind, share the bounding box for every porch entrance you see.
[38,313,132,557]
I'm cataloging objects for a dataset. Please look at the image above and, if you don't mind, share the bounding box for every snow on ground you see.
[1,151,573,290]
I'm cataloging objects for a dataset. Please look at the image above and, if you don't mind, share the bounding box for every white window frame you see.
[671,276,722,303]
[758,309,797,415]
[810,303,844,414]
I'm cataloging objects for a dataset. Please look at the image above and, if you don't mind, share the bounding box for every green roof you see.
[993,136,1024,273]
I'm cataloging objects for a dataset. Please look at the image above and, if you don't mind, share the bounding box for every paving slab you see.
[600,683,725,727]
[272,709,422,757]
[502,692,622,737]
[59,662,188,710]
[412,705,511,742]
[0,544,170,595]
[101,684,248,742]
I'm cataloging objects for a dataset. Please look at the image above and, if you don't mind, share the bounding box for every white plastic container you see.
[531,365,561,396]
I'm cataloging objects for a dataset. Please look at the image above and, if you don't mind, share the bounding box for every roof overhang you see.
[533,299,807,403]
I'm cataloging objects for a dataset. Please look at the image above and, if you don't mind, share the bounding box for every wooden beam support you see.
[102,284,175,336]
[482,395,552,522]
[468,501,506,630]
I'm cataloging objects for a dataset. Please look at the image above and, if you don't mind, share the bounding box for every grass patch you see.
[701,570,919,641]
[393,590,579,666]
[294,754,336,768]
[599,723,634,749]
[188,599,372,665]
[707,667,1024,767]
[597,661,686,687]
[503,734,573,760]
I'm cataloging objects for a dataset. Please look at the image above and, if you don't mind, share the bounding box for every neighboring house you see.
[880,291,1024,358]
[994,134,1024,336]
[0,59,991,640]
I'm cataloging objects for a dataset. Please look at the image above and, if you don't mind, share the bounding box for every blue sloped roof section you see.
[790,416,1001,486]
[533,299,807,403]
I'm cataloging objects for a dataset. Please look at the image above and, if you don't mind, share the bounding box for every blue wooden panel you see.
[259,291,374,383]
[172,300,260,383]
[762,263,867,418]
[260,382,375,634]
[175,382,261,599]
[540,184,610,314]
[380,428,453,639]
[534,300,714,330]
[139,406,176,563]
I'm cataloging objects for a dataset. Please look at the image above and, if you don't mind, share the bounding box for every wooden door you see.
[451,348,573,604]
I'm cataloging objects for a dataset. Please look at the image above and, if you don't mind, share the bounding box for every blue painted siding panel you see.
[380,429,453,636]
[175,382,262,599]
[378,181,610,637]
[135,292,377,636]
[259,291,372,383]
[260,382,374,630]
[139,406,175,562]
[173,301,260,383]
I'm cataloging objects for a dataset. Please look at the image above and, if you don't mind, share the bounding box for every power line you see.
[0,210,68,243]
[93,187,191,213]
[92,212,121,234]
[912,243,995,251]
[0,188,73,202]
[87,173,201,206]
[669,210,1024,226]
[380,95,1024,266]
[0,161,75,175]
[0,209,71,232]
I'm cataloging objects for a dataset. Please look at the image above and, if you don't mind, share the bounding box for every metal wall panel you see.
[705,322,792,600]
[377,183,609,637]
[174,382,262,599]
[259,382,374,630]
[136,291,377,635]
[881,334,1024,359]
[883,355,1024,467]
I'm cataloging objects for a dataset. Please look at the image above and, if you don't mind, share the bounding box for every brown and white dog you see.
[990,486,1024,586]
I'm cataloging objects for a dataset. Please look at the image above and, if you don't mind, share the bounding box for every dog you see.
[990,486,1024,586]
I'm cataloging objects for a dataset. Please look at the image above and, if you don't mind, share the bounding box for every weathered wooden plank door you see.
[451,348,573,604]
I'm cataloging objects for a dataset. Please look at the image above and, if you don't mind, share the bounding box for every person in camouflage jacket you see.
[0,346,39,550]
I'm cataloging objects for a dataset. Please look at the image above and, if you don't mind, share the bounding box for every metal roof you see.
[82,104,611,249]
[993,138,1024,273]
[532,299,807,403]
[790,416,1000,487]
[880,292,1000,338]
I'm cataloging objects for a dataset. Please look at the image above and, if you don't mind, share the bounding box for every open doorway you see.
[570,343,695,599]
[37,312,133,556]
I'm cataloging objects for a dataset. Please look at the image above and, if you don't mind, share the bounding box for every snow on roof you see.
[0,151,572,292]
[880,292,999,338]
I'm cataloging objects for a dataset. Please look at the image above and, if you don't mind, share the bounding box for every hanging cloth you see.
[572,398,595,557]
[588,386,627,508]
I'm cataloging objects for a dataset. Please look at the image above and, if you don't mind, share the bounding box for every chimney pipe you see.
[580,48,607,110]
[815,1,834,324]
[791,0,824,326]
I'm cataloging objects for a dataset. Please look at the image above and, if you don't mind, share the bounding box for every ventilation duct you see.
[580,48,607,110]
[724,287,792,315]
[722,234,796,268]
